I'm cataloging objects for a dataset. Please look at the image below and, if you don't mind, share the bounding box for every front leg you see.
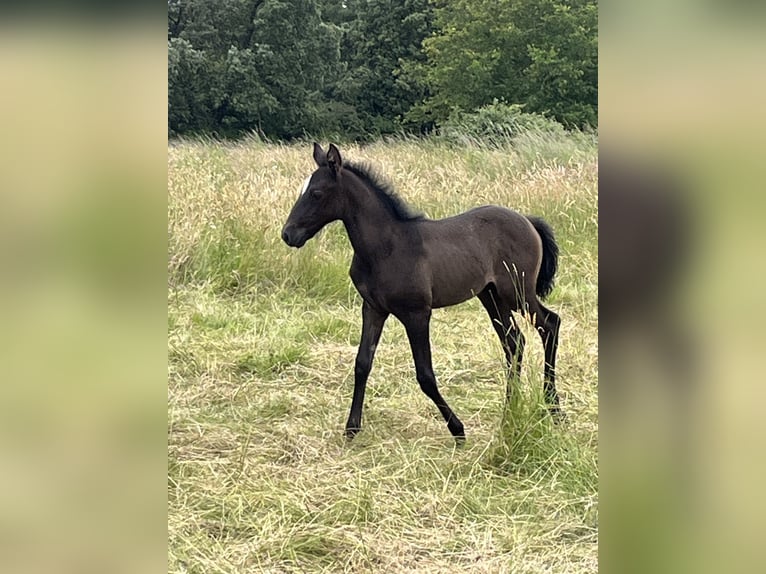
[345,301,388,439]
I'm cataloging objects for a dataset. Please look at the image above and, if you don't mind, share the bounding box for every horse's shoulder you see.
[349,255,368,279]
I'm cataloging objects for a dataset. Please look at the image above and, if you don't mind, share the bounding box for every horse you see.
[281,143,562,441]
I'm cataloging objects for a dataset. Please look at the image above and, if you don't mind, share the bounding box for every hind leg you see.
[528,299,562,416]
[478,285,525,399]
[399,309,465,441]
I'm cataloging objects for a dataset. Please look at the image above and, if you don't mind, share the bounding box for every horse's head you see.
[281,142,345,248]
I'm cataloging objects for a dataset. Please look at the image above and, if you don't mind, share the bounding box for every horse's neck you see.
[341,178,399,261]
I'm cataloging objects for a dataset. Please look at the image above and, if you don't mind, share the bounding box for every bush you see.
[439,101,566,147]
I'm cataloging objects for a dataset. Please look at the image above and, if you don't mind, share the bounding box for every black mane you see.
[345,161,424,221]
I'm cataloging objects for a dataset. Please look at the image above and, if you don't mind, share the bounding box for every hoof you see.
[344,426,361,440]
[447,419,465,441]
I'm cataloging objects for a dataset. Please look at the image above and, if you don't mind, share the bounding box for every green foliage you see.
[168,0,597,139]
[418,0,597,129]
[168,37,216,135]
[439,101,566,147]
[338,0,434,135]
[217,46,279,132]
[169,0,344,138]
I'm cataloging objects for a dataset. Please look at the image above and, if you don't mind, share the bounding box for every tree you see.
[168,0,343,138]
[167,0,597,139]
[340,0,434,134]
[168,37,215,134]
[419,0,597,128]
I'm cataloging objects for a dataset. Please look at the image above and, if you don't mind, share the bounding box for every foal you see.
[282,143,562,440]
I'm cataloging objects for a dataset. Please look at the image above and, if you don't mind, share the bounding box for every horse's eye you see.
[309,189,323,199]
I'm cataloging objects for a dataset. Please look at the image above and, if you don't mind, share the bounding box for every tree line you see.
[168,0,597,140]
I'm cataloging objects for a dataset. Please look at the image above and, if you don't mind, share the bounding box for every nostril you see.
[281,229,290,244]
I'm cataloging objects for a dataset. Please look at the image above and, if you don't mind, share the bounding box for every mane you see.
[344,161,424,221]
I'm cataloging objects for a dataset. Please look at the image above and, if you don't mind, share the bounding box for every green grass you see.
[168,137,598,572]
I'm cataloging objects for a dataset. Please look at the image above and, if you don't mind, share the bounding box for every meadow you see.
[168,134,598,573]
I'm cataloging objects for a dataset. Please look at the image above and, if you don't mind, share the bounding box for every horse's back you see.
[425,205,538,251]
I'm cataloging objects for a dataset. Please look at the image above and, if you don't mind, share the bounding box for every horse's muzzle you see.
[281,225,306,248]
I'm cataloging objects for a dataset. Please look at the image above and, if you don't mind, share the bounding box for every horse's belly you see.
[430,266,488,308]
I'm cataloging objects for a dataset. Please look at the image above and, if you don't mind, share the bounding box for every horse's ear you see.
[312,142,326,167]
[327,143,342,175]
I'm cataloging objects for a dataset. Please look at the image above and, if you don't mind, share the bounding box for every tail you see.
[526,216,559,299]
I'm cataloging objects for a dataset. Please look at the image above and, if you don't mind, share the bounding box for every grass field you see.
[168,135,598,573]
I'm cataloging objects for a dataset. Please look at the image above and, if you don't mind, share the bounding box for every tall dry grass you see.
[168,135,597,573]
